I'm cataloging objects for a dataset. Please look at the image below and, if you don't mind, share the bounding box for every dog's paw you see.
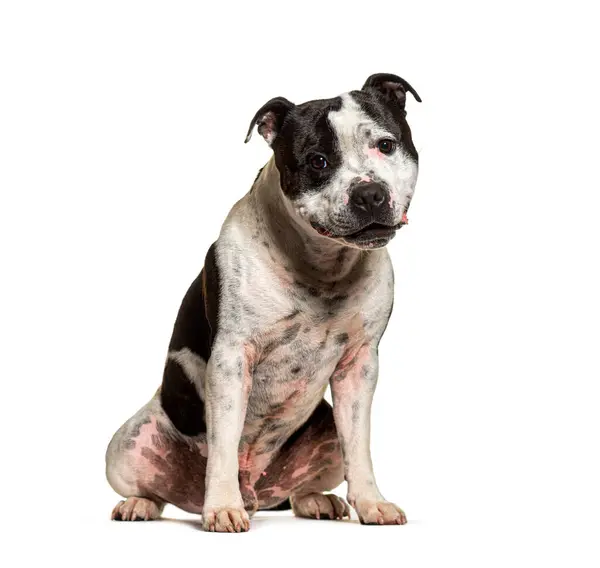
[351,498,407,525]
[291,493,351,520]
[202,506,250,533]
[111,497,162,521]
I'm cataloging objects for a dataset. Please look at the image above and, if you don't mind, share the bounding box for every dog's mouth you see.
[343,222,400,242]
[311,217,408,246]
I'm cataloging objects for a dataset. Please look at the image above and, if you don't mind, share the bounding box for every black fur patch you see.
[336,332,349,345]
[273,97,343,199]
[160,358,207,436]
[160,243,221,436]
[203,243,221,339]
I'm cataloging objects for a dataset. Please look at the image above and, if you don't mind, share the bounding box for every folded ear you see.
[244,96,295,145]
[362,73,422,110]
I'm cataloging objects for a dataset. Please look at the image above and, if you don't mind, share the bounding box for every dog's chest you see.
[245,303,365,428]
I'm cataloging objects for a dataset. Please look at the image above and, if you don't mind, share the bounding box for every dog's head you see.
[246,73,421,249]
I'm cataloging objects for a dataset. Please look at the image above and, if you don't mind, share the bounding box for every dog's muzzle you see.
[311,181,408,247]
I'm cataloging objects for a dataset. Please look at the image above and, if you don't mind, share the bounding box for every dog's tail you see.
[259,498,291,511]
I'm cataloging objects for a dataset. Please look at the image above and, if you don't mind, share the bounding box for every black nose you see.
[350,182,386,212]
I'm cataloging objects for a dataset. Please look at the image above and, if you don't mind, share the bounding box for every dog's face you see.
[246,74,421,249]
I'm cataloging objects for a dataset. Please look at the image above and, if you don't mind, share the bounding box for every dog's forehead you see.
[328,93,396,147]
[281,96,341,154]
[283,92,398,150]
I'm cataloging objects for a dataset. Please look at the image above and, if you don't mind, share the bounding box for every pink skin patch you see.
[134,419,161,459]
[366,148,383,159]
[331,344,371,394]
[127,417,211,480]
[290,463,311,480]
[402,212,409,224]
[360,175,371,182]
[239,451,256,471]
[257,112,277,142]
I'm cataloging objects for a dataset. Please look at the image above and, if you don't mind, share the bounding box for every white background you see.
[1,1,599,566]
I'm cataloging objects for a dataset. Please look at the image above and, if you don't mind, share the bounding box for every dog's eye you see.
[377,139,396,155]
[309,154,328,170]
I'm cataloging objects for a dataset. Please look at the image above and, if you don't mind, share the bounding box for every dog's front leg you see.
[330,343,407,525]
[202,339,253,533]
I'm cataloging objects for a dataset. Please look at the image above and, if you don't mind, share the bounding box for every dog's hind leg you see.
[106,397,165,521]
[105,394,208,520]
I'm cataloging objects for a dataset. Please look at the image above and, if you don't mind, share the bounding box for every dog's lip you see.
[311,220,406,240]
[343,222,399,240]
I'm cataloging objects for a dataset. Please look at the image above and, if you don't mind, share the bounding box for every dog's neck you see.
[250,158,366,286]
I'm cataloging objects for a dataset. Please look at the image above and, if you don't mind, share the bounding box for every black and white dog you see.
[106,73,421,532]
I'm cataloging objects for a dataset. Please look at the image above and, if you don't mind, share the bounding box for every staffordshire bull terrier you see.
[106,72,421,532]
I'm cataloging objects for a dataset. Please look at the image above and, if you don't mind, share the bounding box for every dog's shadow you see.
[160,512,362,532]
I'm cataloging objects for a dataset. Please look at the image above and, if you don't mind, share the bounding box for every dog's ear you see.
[245,97,295,145]
[362,73,422,111]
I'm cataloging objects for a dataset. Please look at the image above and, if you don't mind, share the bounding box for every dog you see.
[106,73,421,532]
